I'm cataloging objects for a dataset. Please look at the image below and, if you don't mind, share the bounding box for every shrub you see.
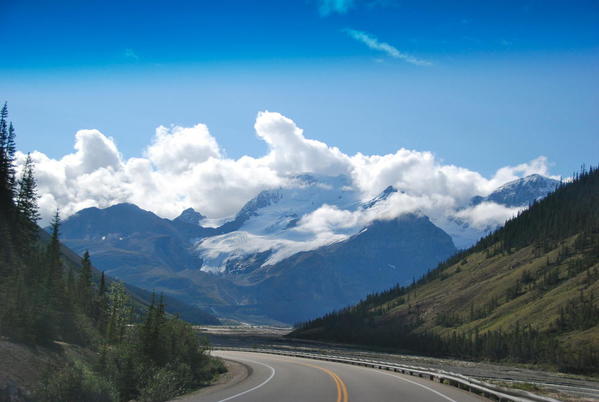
[35,363,118,402]
[137,363,193,402]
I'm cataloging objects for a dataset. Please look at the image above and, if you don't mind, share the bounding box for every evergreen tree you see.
[0,102,14,208]
[106,282,130,343]
[78,250,94,314]
[99,271,106,296]
[15,153,40,249]
[16,154,40,222]
[93,271,108,331]
[6,122,16,194]
[47,210,65,295]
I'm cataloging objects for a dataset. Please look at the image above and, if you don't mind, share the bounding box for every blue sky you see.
[1,0,598,177]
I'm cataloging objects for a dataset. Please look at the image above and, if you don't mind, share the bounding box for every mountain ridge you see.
[56,173,561,324]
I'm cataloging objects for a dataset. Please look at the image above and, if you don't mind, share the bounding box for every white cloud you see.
[318,0,355,16]
[146,124,221,173]
[255,111,350,176]
[455,202,523,231]
[344,29,432,66]
[18,111,556,239]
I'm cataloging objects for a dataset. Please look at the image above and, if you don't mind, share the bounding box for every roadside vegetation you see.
[292,166,599,375]
[0,102,224,401]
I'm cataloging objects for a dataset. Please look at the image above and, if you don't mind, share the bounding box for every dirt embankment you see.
[0,338,95,402]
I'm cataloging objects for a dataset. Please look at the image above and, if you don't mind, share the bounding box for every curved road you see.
[179,351,488,402]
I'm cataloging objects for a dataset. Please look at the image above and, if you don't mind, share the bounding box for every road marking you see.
[217,358,276,402]
[296,362,349,402]
[374,370,458,402]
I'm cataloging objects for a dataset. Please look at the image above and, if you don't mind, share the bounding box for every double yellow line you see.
[300,362,349,402]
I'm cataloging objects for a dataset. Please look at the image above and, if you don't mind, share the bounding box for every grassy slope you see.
[373,235,598,349]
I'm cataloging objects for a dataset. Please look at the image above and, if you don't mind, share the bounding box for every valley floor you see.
[198,326,599,401]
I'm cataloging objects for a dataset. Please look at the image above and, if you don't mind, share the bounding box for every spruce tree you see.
[94,271,108,330]
[47,210,64,291]
[99,271,106,296]
[106,281,129,343]
[6,122,16,194]
[79,250,93,314]
[15,153,40,250]
[0,102,14,208]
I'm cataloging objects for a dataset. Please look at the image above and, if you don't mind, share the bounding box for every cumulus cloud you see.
[344,29,432,66]
[454,202,523,231]
[146,124,221,173]
[255,111,350,176]
[18,110,556,240]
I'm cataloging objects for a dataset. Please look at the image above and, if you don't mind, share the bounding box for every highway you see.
[178,351,488,402]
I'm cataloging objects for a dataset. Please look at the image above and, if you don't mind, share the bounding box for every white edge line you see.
[375,369,458,402]
[217,358,276,402]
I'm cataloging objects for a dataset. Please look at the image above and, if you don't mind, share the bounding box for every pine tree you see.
[6,122,16,195]
[99,271,106,296]
[106,281,130,343]
[0,102,14,208]
[141,292,157,357]
[16,154,40,222]
[15,153,40,249]
[93,271,108,330]
[47,210,64,293]
[78,250,93,314]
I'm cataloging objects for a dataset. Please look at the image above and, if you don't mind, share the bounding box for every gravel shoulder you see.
[172,358,250,401]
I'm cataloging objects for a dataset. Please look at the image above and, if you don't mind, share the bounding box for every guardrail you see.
[213,347,561,402]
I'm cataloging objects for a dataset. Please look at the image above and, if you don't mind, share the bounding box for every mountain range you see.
[57,173,559,324]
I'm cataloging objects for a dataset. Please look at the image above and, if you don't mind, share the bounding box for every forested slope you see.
[291,167,599,374]
[0,103,224,401]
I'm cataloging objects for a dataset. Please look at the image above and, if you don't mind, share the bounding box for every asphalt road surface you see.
[179,351,488,402]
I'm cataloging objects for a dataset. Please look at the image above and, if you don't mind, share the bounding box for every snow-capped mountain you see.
[437,174,560,248]
[195,174,362,273]
[196,173,560,271]
[470,174,560,207]
[361,185,398,209]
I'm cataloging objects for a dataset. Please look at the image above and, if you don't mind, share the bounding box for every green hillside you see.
[291,166,599,374]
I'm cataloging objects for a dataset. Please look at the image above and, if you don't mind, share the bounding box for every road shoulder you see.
[172,358,251,401]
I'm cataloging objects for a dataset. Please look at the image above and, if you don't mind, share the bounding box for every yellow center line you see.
[296,361,349,402]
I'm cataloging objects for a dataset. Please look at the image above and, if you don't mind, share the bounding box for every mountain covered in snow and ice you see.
[57,173,560,324]
[434,174,561,249]
[196,174,362,273]
[470,174,560,207]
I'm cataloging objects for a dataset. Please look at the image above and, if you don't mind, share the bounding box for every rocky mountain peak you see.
[174,207,205,225]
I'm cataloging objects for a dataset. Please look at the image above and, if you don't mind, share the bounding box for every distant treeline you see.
[293,166,599,374]
[0,102,224,401]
